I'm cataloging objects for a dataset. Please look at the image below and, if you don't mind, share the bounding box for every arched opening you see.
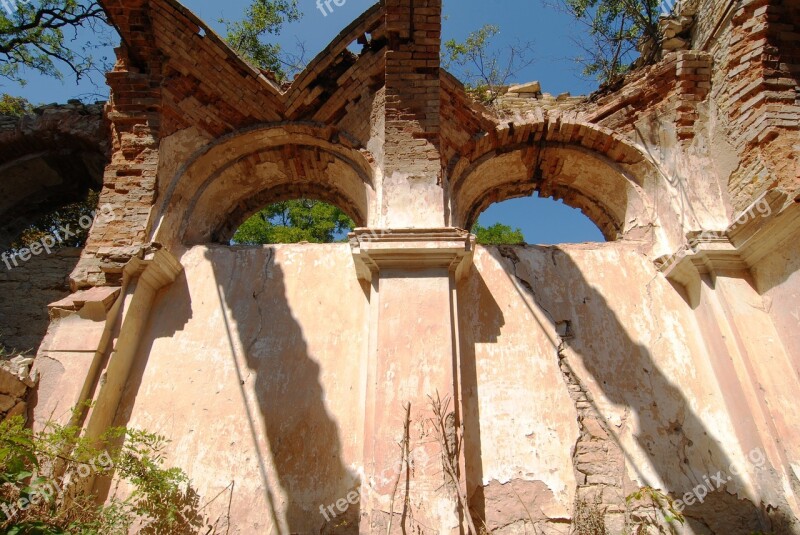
[0,107,107,351]
[0,188,102,352]
[230,197,355,245]
[0,150,106,251]
[449,119,666,248]
[151,125,376,249]
[472,193,606,245]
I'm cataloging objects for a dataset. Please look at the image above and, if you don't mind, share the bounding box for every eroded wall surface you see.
[0,248,81,351]
[112,245,367,533]
[459,245,789,534]
[39,242,790,534]
[10,0,799,533]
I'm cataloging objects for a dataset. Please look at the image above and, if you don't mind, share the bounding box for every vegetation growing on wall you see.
[551,0,662,83]
[0,94,31,116]
[624,485,685,534]
[443,24,534,104]
[0,414,218,534]
[222,0,304,81]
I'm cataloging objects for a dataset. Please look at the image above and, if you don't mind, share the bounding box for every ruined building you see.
[0,0,798,532]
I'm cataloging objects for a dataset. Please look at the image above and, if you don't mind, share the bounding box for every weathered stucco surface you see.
[113,245,367,533]
[1,0,797,532]
[31,241,798,533]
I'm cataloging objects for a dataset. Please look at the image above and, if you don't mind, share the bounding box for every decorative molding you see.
[657,189,800,306]
[349,228,475,282]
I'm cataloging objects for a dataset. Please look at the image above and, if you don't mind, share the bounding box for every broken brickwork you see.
[0,0,796,533]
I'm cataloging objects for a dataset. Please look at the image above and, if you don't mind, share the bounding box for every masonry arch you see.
[0,106,107,250]
[152,124,376,248]
[449,118,667,245]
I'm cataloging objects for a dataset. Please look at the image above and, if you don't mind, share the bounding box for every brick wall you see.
[704,0,800,211]
[384,0,442,182]
[71,1,164,288]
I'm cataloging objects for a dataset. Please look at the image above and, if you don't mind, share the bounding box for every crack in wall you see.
[495,244,630,530]
[246,248,274,357]
[497,246,556,325]
[556,340,627,530]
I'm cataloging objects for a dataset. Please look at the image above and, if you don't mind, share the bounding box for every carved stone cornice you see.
[657,189,800,306]
[349,228,476,282]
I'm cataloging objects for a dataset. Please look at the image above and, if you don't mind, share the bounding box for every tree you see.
[8,190,100,252]
[232,199,354,245]
[472,221,526,245]
[222,0,303,81]
[0,92,30,115]
[0,0,110,85]
[443,24,534,104]
[553,0,661,83]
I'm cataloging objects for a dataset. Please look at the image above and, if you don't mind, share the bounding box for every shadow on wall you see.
[459,244,796,534]
[214,247,359,533]
[113,246,360,533]
[0,247,82,352]
[457,267,504,527]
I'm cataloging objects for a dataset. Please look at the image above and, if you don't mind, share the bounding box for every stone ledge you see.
[657,189,800,306]
[349,228,475,281]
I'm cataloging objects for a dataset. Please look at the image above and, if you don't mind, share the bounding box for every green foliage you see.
[443,24,534,104]
[222,0,302,80]
[472,220,525,245]
[232,199,354,245]
[625,485,685,534]
[0,413,207,534]
[0,1,110,85]
[0,94,31,116]
[9,190,100,252]
[557,0,661,83]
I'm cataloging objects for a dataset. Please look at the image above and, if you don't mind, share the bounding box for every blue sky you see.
[3,0,605,244]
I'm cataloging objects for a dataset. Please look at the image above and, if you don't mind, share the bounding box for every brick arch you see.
[284,3,386,125]
[449,115,663,242]
[152,124,376,248]
[0,104,108,249]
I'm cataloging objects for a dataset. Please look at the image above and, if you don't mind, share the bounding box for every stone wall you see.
[0,248,81,352]
[30,242,797,534]
[14,0,800,533]
[0,356,36,422]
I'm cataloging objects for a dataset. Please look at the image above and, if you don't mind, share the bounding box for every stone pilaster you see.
[352,229,474,534]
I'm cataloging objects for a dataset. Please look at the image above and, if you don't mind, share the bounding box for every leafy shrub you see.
[0,414,210,534]
[0,95,32,117]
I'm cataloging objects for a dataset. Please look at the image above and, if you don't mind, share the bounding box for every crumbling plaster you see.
[2,0,796,532]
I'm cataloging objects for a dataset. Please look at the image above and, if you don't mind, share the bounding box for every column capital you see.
[122,245,183,290]
[350,228,475,281]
